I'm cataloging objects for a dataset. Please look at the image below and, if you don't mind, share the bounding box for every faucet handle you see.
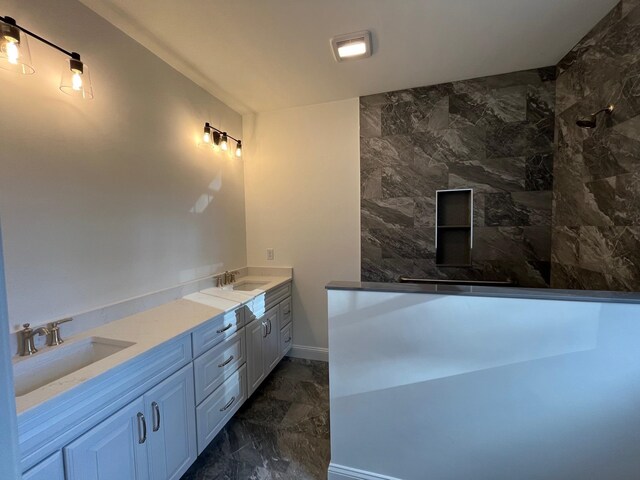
[22,323,31,329]
[49,317,72,328]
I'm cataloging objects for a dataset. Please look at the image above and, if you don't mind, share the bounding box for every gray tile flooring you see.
[181,358,330,480]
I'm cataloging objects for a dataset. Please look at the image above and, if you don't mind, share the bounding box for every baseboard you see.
[328,463,403,480]
[287,344,328,362]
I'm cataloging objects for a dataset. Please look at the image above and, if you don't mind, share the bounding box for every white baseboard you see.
[287,344,328,362]
[328,463,403,480]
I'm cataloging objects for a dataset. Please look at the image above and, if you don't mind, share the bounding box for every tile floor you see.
[181,358,330,480]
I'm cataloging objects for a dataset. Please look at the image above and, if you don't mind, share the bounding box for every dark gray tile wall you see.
[360,68,556,287]
[552,0,640,291]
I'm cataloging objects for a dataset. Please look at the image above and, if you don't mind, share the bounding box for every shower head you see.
[576,105,614,129]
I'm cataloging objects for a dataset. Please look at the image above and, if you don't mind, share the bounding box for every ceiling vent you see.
[331,31,372,62]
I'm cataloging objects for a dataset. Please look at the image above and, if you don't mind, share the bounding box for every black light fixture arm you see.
[204,122,240,142]
[1,15,80,60]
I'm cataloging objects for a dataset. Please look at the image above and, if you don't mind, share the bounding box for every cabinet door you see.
[264,306,280,374]
[64,397,149,480]
[23,452,64,480]
[145,363,197,480]
[246,318,266,396]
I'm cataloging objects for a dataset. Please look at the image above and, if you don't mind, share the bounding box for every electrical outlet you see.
[267,248,275,261]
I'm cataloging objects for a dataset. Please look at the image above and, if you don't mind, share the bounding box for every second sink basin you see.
[233,281,269,291]
[13,336,135,397]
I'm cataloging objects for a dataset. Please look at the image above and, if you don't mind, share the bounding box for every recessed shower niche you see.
[435,189,473,266]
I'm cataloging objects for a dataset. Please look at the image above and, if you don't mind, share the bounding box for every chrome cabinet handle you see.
[220,396,236,412]
[267,319,272,335]
[216,324,233,334]
[218,355,234,368]
[262,321,268,338]
[152,402,161,432]
[137,412,147,444]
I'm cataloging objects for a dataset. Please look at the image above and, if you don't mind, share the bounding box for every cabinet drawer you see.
[192,308,243,357]
[196,364,247,454]
[280,297,292,327]
[266,282,291,311]
[280,322,292,358]
[194,329,246,404]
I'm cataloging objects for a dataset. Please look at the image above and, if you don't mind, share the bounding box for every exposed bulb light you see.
[0,17,34,74]
[235,140,242,158]
[331,30,372,62]
[6,40,18,64]
[60,53,92,99]
[220,133,228,151]
[202,123,212,144]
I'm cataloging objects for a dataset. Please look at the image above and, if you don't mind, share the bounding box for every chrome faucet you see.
[216,270,238,287]
[47,318,72,346]
[19,323,49,356]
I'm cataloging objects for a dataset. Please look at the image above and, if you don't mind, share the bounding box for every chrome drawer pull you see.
[216,324,233,334]
[218,355,235,368]
[152,401,161,432]
[267,319,272,335]
[137,412,147,444]
[220,396,236,412]
[263,322,268,338]
[285,337,291,343]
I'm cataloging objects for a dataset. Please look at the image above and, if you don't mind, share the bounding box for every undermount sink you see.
[13,337,135,397]
[225,280,270,291]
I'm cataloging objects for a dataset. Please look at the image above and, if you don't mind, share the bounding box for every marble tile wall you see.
[360,68,556,286]
[552,0,640,291]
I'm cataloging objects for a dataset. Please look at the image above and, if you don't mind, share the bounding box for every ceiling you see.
[79,0,619,114]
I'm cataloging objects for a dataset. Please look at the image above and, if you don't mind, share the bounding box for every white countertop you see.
[14,273,291,415]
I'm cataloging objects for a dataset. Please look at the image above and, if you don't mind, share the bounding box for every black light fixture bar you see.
[203,122,240,142]
[0,16,77,59]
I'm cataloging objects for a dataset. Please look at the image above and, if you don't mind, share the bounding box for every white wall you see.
[0,0,246,333]
[243,99,360,358]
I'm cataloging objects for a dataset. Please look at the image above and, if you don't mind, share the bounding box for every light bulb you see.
[203,131,211,144]
[72,71,83,91]
[220,133,228,151]
[6,41,18,65]
[235,141,242,157]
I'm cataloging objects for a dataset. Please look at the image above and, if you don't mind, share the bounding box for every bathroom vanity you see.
[15,272,293,480]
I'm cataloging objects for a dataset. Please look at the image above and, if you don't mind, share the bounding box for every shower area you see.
[360,0,640,291]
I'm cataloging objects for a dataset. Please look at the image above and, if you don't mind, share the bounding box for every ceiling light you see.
[331,31,372,62]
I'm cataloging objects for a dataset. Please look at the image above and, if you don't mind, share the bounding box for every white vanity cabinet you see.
[64,363,196,480]
[246,316,267,395]
[23,452,65,480]
[143,363,197,480]
[246,297,292,396]
[64,396,150,480]
[264,306,280,373]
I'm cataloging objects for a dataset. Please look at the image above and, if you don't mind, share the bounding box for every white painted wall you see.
[243,99,360,358]
[0,0,246,334]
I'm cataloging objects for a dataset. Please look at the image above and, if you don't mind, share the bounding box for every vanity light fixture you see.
[200,122,242,157]
[331,30,372,62]
[0,15,93,99]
